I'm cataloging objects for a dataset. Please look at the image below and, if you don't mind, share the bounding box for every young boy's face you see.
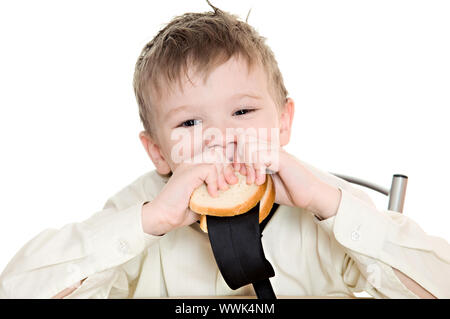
[139,55,294,175]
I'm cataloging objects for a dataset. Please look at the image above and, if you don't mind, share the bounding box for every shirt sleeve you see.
[0,195,163,298]
[312,186,450,299]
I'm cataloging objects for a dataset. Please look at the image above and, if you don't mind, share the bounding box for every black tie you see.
[206,201,279,299]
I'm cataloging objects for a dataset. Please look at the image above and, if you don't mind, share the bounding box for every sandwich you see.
[189,171,275,233]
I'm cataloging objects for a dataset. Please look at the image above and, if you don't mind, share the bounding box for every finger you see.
[223,163,238,185]
[205,165,219,197]
[245,163,255,184]
[232,141,241,172]
[240,163,247,176]
[254,162,266,185]
[183,208,201,226]
[215,163,229,191]
[263,158,279,174]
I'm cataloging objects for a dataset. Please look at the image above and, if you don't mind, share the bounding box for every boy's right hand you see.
[141,149,239,236]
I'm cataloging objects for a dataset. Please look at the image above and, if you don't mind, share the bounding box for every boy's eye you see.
[178,119,202,128]
[233,109,256,116]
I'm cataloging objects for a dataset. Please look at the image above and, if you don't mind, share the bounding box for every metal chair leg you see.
[388,174,408,213]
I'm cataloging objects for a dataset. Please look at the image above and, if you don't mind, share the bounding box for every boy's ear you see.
[139,131,171,175]
[279,97,295,147]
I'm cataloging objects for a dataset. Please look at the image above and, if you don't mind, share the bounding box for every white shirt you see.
[1,160,449,298]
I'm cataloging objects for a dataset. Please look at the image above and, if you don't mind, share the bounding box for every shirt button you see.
[351,230,360,241]
[117,239,130,255]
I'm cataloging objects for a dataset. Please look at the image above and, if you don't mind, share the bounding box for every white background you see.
[1,0,449,285]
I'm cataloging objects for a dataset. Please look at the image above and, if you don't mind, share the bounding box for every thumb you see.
[183,208,201,226]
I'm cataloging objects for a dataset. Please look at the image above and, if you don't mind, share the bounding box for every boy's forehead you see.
[156,56,270,118]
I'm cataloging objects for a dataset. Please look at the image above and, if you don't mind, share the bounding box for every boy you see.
[1,3,448,298]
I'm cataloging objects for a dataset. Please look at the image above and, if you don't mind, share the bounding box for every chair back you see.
[329,173,408,213]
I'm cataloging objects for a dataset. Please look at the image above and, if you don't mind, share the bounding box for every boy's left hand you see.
[233,138,342,220]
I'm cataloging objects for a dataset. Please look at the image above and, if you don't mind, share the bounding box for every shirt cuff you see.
[310,185,450,298]
[313,186,393,259]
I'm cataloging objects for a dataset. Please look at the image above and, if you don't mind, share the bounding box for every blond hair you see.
[133,1,288,139]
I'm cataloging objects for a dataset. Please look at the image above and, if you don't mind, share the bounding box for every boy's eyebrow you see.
[230,92,263,101]
[164,104,194,121]
[164,92,263,120]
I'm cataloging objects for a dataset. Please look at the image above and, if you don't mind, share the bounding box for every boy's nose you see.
[205,135,237,163]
